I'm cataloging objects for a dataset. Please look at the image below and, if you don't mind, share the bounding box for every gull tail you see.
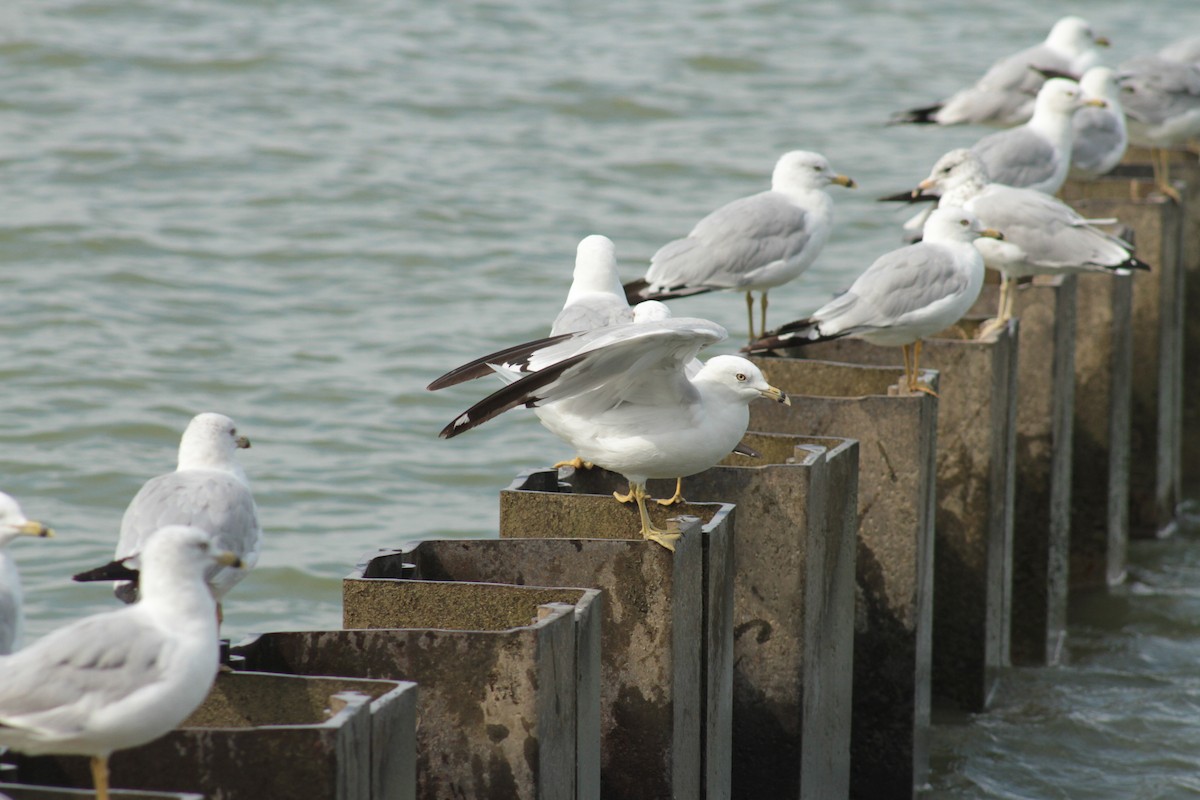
[888,103,944,125]
[73,558,141,604]
[742,317,844,354]
[623,278,715,305]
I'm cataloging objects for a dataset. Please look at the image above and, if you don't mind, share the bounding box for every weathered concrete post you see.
[0,786,204,800]
[559,436,858,800]
[1061,169,1185,539]
[15,672,416,800]
[1119,149,1200,493]
[495,494,727,800]
[971,276,1077,666]
[1068,270,1134,588]
[343,545,604,800]
[744,358,936,800]
[786,319,1019,712]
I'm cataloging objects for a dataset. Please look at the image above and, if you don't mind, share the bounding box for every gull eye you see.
[960,218,970,227]
[735,373,747,382]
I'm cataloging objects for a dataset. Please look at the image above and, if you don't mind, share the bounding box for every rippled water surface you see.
[2,1,1197,795]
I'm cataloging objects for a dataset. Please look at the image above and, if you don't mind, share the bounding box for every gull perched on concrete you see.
[0,525,240,800]
[890,16,1108,127]
[624,150,855,341]
[0,492,53,655]
[914,149,1149,334]
[429,318,789,550]
[1117,55,1200,201]
[74,413,258,620]
[744,207,1000,395]
[1070,67,1129,179]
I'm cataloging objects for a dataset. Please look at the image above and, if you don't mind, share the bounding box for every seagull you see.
[1116,55,1200,202]
[744,207,1000,396]
[1159,36,1200,65]
[551,234,635,336]
[74,413,259,621]
[1070,67,1129,179]
[890,16,1109,127]
[624,150,855,342]
[0,525,240,800]
[0,492,53,656]
[914,149,1150,334]
[429,317,790,550]
[886,79,1104,241]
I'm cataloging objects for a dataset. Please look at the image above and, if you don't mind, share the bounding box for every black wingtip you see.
[622,279,714,304]
[877,189,939,204]
[623,278,650,305]
[73,558,141,583]
[1128,256,1152,272]
[887,103,943,125]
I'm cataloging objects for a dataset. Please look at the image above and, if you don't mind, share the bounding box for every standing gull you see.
[1070,67,1129,180]
[1117,55,1200,202]
[74,413,259,619]
[744,207,1001,395]
[429,317,789,550]
[624,150,855,341]
[888,79,1104,241]
[0,492,53,656]
[0,525,241,800]
[891,16,1108,127]
[913,149,1149,333]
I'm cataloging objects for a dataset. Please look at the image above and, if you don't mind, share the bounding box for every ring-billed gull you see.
[74,413,259,620]
[914,149,1149,333]
[429,317,789,549]
[0,525,241,800]
[551,234,635,336]
[0,492,53,656]
[1116,55,1200,202]
[744,207,1000,396]
[891,16,1108,127]
[1070,67,1129,180]
[624,150,855,341]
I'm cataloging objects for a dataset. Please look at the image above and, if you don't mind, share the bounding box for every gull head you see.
[918,149,990,194]
[772,150,856,194]
[923,207,1004,244]
[0,492,53,547]
[698,355,790,406]
[1047,16,1108,53]
[1079,66,1120,104]
[1036,78,1105,119]
[138,525,244,595]
[177,412,252,473]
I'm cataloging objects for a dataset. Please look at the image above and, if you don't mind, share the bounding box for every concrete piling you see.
[1069,270,1134,588]
[971,276,1077,666]
[783,318,1019,712]
[745,358,937,800]
[344,546,603,800]
[559,435,858,800]
[14,672,413,800]
[1061,169,1185,538]
[496,484,731,800]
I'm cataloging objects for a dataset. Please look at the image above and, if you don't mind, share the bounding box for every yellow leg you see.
[91,755,110,800]
[901,342,912,390]
[629,482,682,551]
[745,291,756,341]
[759,292,769,343]
[977,277,1011,340]
[656,478,686,506]
[910,339,939,397]
[613,483,635,504]
[1152,148,1182,203]
[1003,276,1018,323]
[553,455,593,470]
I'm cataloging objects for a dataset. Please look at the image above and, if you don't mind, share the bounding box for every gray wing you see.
[0,610,172,735]
[976,41,1068,93]
[1071,107,1125,174]
[1119,58,1200,126]
[0,572,18,655]
[970,187,1134,268]
[646,192,814,289]
[116,472,260,596]
[1159,36,1200,65]
[972,127,1058,189]
[816,243,971,334]
[441,318,727,438]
